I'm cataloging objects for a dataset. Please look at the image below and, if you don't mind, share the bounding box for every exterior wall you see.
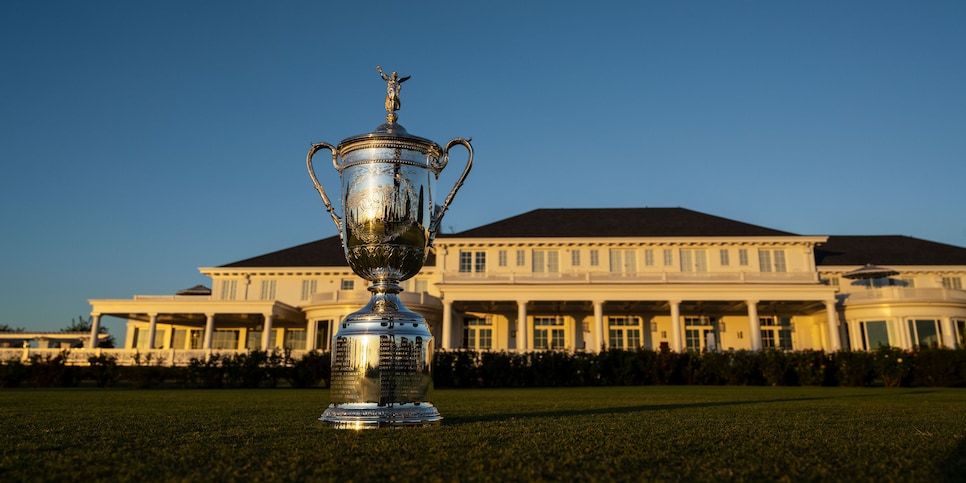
[86,235,966,356]
[819,267,966,350]
[433,235,839,353]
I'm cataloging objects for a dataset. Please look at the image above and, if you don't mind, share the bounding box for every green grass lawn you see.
[1,386,964,482]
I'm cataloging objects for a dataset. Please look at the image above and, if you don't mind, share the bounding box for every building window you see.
[259,280,276,300]
[663,249,673,266]
[301,279,318,301]
[133,328,165,350]
[571,250,580,267]
[212,330,240,350]
[860,320,890,350]
[247,329,276,349]
[189,330,202,350]
[942,277,963,289]
[172,329,187,350]
[498,250,508,267]
[738,249,749,266]
[758,250,772,272]
[532,250,559,273]
[284,329,307,350]
[758,250,787,273]
[760,317,792,350]
[589,249,599,266]
[460,251,485,273]
[644,249,654,266]
[341,279,355,291]
[774,250,787,272]
[680,249,708,272]
[516,250,526,266]
[684,317,714,352]
[908,319,941,348]
[608,316,641,350]
[609,249,637,273]
[462,317,493,350]
[719,249,730,266]
[220,280,237,300]
[533,316,565,350]
[414,279,428,293]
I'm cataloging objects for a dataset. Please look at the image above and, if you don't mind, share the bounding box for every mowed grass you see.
[1,387,964,482]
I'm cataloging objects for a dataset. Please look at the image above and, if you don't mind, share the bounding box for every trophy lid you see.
[336,67,440,155]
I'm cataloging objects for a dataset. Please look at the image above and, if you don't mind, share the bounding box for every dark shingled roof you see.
[221,236,349,268]
[220,235,437,268]
[442,208,797,238]
[816,235,966,266]
[218,210,966,269]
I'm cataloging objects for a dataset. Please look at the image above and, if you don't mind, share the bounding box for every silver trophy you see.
[307,67,472,429]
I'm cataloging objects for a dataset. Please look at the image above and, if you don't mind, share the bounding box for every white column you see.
[261,314,274,351]
[824,301,841,351]
[147,313,158,350]
[442,299,453,350]
[940,317,956,348]
[307,319,319,351]
[89,313,101,349]
[328,319,335,351]
[593,300,605,352]
[669,300,682,352]
[847,318,860,351]
[747,301,760,350]
[517,300,528,351]
[203,313,215,350]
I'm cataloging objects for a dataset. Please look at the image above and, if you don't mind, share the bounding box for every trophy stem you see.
[319,278,440,429]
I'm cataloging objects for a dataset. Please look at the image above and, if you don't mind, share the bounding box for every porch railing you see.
[0,348,318,367]
[842,287,966,304]
[440,271,817,284]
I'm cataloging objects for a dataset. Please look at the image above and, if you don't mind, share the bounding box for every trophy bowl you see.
[306,67,472,428]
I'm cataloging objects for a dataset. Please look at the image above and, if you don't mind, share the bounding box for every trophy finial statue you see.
[377,66,410,124]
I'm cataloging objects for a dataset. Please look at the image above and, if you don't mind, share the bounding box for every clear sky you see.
[2,1,965,332]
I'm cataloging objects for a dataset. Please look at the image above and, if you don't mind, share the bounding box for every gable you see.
[442,208,797,238]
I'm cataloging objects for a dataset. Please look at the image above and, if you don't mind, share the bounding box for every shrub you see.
[286,350,331,388]
[721,351,765,386]
[873,346,913,388]
[760,349,797,386]
[0,359,27,388]
[833,350,875,387]
[790,350,833,386]
[125,352,167,389]
[87,354,119,387]
[26,352,71,387]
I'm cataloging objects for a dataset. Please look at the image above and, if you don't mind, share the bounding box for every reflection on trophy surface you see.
[307,67,472,429]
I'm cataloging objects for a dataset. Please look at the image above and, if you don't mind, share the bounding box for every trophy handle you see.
[429,137,473,246]
[306,142,343,236]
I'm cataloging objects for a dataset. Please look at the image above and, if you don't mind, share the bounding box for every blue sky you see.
[2,1,964,332]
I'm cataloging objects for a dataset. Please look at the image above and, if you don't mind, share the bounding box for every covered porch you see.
[88,298,306,352]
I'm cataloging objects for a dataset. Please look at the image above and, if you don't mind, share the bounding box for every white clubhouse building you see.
[77,207,966,363]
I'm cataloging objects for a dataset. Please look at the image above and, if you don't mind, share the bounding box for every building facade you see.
[85,208,966,360]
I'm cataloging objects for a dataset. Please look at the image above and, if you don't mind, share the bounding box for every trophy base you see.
[320,402,442,429]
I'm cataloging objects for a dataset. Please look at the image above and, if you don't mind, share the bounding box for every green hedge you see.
[3,347,965,389]
[0,350,331,389]
[433,347,966,389]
